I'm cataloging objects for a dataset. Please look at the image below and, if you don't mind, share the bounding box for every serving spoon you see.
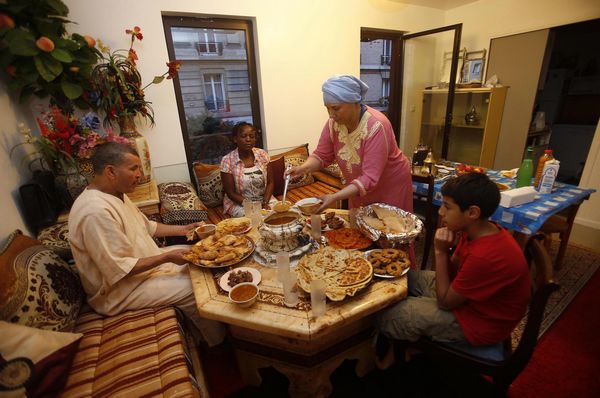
[281,165,291,206]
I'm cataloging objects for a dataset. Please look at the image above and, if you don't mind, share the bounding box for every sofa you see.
[0,230,208,397]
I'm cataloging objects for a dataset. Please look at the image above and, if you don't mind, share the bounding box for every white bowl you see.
[195,224,216,239]
[295,197,322,214]
[228,282,259,308]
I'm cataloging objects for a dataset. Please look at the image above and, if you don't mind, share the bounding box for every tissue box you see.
[500,186,537,208]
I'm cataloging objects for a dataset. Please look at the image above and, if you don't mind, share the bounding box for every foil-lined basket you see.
[356,203,423,248]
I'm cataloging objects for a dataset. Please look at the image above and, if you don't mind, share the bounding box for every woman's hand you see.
[286,165,306,180]
[316,194,336,213]
[434,227,455,254]
[261,201,271,210]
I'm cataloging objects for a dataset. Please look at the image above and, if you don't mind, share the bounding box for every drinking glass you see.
[276,251,290,283]
[311,214,322,241]
[242,199,253,217]
[251,201,263,227]
[310,279,327,317]
[283,273,299,307]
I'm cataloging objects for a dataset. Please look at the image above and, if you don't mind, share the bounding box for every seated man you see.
[377,172,531,364]
[68,142,224,346]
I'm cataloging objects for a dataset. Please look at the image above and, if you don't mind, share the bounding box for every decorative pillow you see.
[192,162,224,208]
[284,154,315,189]
[158,182,208,225]
[0,321,82,397]
[36,221,72,261]
[0,230,84,332]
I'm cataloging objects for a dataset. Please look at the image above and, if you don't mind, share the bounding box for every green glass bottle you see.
[516,147,534,188]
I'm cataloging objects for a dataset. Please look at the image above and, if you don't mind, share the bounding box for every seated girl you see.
[220,122,276,217]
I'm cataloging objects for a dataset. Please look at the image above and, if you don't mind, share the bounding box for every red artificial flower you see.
[126,26,143,41]
[166,60,181,79]
[128,48,138,65]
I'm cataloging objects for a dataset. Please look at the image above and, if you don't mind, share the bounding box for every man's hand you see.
[434,227,455,254]
[165,248,192,265]
[181,221,204,237]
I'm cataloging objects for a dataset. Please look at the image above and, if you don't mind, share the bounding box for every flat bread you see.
[367,206,413,234]
[216,217,251,235]
[295,247,373,301]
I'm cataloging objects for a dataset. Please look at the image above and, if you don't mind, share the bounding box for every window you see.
[203,73,228,111]
[163,16,262,172]
[196,29,221,55]
[360,28,404,138]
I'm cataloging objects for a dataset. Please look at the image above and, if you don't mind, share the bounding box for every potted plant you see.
[0,0,101,111]
[91,26,181,128]
[90,26,180,184]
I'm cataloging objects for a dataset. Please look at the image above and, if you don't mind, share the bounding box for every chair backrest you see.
[503,233,560,383]
[411,173,436,269]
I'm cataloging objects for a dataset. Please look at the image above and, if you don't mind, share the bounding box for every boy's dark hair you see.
[232,122,255,136]
[92,142,138,174]
[441,172,500,219]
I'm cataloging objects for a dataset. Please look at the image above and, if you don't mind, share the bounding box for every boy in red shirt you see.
[377,172,530,366]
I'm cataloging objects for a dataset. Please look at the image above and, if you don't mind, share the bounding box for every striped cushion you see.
[60,307,198,398]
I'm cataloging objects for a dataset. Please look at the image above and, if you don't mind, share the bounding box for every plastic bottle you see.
[516,147,534,188]
[534,149,554,188]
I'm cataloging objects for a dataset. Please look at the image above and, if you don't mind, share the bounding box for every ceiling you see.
[389,0,479,10]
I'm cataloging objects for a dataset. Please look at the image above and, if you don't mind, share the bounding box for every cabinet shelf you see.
[418,86,508,168]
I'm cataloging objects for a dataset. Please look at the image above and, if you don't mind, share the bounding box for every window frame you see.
[162,15,263,183]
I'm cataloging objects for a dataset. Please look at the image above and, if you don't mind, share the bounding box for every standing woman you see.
[221,122,275,217]
[288,75,413,213]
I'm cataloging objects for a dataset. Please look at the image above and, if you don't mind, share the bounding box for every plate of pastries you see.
[184,232,255,268]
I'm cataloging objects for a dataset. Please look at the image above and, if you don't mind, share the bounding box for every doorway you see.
[534,19,600,185]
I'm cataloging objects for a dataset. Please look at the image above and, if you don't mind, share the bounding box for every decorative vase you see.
[118,115,152,184]
[55,170,88,209]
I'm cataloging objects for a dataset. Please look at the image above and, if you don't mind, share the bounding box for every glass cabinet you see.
[418,86,508,168]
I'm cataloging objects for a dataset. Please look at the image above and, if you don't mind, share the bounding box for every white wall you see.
[64,0,442,182]
[0,83,39,244]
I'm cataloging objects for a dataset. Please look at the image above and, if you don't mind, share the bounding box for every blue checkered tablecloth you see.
[412,169,596,235]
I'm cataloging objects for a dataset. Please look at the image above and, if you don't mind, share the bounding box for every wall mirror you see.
[461,49,487,83]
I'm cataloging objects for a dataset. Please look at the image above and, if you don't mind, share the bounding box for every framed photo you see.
[461,49,487,83]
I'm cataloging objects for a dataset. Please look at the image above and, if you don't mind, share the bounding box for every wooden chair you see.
[412,173,436,269]
[411,233,559,397]
[539,201,582,269]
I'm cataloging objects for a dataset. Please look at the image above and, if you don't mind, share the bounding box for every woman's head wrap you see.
[322,75,369,104]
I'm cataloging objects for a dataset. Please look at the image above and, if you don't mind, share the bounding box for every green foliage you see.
[0,0,101,111]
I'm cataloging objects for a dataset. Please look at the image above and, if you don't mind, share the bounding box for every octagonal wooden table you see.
[189,212,408,397]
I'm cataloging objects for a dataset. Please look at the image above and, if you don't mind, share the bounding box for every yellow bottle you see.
[534,149,554,188]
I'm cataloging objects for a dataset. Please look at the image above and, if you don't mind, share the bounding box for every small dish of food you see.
[219,267,262,292]
[273,200,292,213]
[194,224,216,239]
[229,282,259,308]
[296,197,322,215]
